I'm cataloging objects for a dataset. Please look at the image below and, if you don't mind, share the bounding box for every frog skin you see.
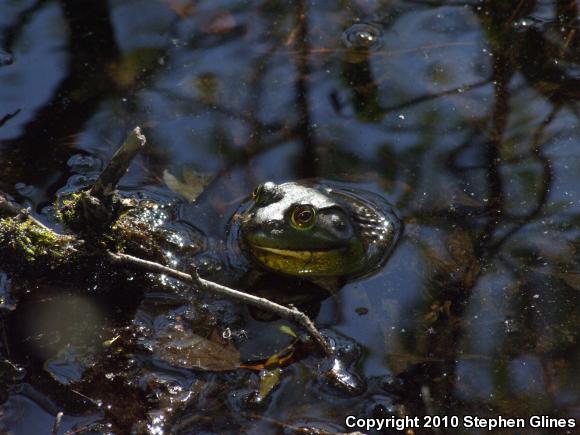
[237,181,402,281]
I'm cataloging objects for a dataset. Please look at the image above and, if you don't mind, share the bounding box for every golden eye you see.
[252,184,264,203]
[290,204,317,229]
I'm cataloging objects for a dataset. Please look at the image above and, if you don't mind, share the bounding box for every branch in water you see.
[90,127,146,199]
[107,251,334,357]
[59,127,146,234]
[0,193,54,232]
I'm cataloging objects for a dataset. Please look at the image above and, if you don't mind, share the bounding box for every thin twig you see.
[107,251,334,357]
[51,411,63,435]
[0,193,53,232]
[90,127,146,199]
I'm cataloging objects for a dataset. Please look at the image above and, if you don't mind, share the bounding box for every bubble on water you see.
[342,23,383,50]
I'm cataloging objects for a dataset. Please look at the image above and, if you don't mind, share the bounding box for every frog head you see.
[239,181,401,278]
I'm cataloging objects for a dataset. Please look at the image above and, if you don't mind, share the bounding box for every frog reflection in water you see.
[236,181,401,294]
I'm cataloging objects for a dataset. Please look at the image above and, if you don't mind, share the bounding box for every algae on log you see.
[0,193,201,283]
[0,127,189,278]
[0,212,78,270]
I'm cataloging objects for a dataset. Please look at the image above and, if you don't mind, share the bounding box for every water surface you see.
[0,0,579,433]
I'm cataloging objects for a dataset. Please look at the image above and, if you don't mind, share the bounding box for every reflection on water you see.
[0,0,579,433]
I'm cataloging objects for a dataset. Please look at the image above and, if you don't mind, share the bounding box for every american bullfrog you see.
[227,180,402,290]
[221,180,402,361]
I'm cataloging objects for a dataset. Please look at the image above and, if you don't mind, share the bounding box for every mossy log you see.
[0,127,187,279]
[0,192,192,282]
[0,127,334,357]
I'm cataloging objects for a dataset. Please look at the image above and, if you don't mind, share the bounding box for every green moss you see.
[0,217,73,264]
[55,192,83,228]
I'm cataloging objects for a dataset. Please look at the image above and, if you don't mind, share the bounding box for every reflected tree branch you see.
[293,0,318,178]
[490,105,559,249]
[1,0,51,51]
[160,90,284,135]
[411,0,521,403]
[0,109,21,129]
[476,53,511,253]
[382,79,492,114]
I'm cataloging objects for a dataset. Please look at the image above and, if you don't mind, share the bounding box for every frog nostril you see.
[331,215,346,231]
[257,181,282,205]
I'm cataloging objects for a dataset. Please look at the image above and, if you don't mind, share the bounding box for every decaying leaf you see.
[257,368,282,401]
[163,168,212,202]
[239,330,298,371]
[155,328,240,371]
[264,344,295,369]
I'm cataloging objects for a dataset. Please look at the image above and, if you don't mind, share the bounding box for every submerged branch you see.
[108,251,334,357]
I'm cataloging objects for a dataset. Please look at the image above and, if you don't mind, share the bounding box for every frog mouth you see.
[246,242,368,277]
[249,245,338,259]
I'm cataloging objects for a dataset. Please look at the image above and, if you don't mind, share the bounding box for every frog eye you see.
[290,204,317,230]
[252,184,264,203]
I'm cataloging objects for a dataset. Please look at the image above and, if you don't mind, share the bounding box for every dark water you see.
[1,0,579,434]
